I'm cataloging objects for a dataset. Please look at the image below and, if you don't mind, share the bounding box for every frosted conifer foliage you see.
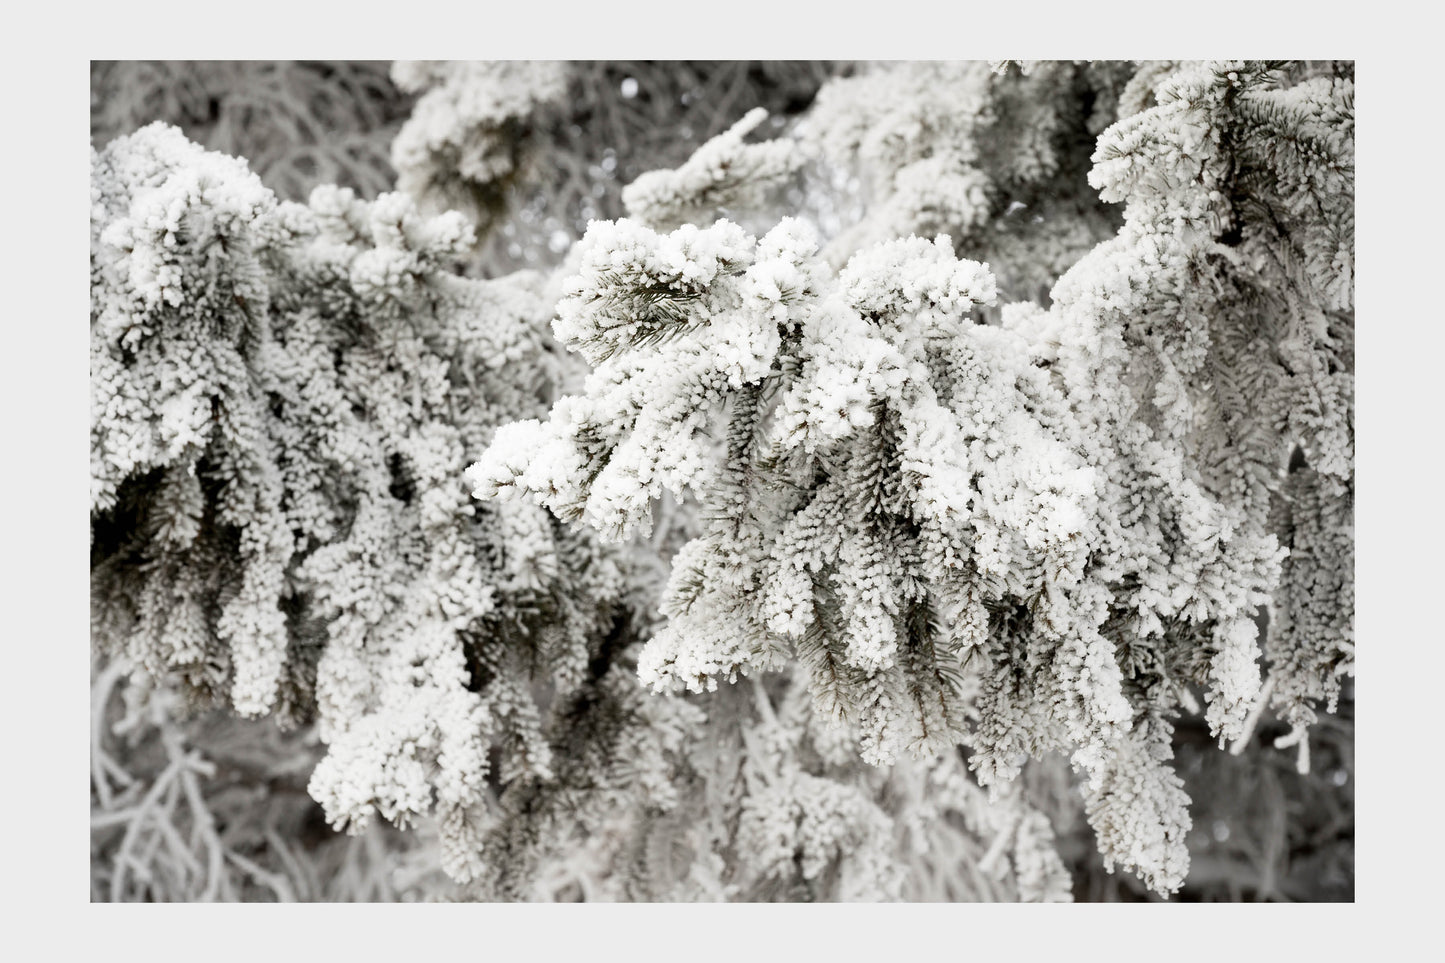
[91,125,294,716]
[471,60,1351,895]
[1071,60,1354,765]
[91,59,1354,902]
[90,124,699,890]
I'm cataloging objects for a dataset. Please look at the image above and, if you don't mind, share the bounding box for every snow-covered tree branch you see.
[91,59,1354,902]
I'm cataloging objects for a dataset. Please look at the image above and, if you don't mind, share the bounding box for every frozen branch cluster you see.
[90,123,697,890]
[1081,60,1354,764]
[471,60,1353,896]
[91,125,294,716]
[390,60,569,234]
